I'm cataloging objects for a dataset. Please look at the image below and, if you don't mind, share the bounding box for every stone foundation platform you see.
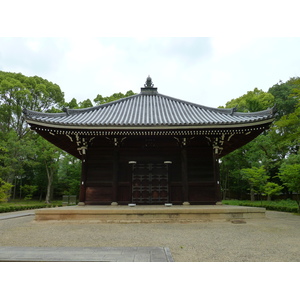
[35,205,266,223]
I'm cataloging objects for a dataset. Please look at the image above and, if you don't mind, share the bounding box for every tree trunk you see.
[250,187,255,201]
[45,163,54,204]
[222,170,229,200]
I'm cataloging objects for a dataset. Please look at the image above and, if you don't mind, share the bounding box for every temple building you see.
[23,77,275,205]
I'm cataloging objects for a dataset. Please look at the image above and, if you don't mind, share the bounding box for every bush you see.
[223,199,298,213]
[20,185,38,200]
[0,203,58,213]
[0,179,13,203]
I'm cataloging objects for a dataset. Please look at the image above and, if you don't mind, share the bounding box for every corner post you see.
[79,153,87,205]
[213,150,222,204]
[211,135,224,204]
[112,138,120,204]
[180,138,189,204]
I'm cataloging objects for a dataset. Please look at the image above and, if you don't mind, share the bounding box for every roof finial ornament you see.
[141,75,157,94]
[144,75,154,88]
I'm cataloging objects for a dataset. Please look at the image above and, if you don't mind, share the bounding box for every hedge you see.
[223,200,299,213]
[0,204,62,214]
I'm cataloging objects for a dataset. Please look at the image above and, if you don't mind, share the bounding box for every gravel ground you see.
[1,210,300,262]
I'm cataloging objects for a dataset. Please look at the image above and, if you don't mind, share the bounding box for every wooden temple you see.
[23,76,275,205]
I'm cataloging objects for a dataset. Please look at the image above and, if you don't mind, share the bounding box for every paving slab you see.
[0,211,35,220]
[1,210,299,261]
[0,246,174,262]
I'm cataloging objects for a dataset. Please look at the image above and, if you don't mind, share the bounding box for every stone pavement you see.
[0,211,34,220]
[0,211,173,262]
[1,209,300,262]
[0,246,174,262]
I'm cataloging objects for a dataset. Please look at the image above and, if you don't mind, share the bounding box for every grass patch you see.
[222,199,299,213]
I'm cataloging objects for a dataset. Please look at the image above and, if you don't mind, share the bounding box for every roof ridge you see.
[22,108,66,118]
[234,107,276,116]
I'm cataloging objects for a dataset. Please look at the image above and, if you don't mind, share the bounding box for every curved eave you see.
[25,117,274,131]
[23,94,276,129]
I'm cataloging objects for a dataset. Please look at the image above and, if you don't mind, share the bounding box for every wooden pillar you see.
[180,139,189,203]
[79,154,87,204]
[213,148,222,204]
[112,145,119,203]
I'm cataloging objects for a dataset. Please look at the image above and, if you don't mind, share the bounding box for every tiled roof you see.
[23,89,275,129]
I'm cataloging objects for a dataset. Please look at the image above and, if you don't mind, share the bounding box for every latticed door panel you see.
[131,163,169,204]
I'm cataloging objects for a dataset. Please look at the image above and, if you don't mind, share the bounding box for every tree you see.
[21,184,38,200]
[35,136,62,203]
[268,77,300,120]
[278,154,300,212]
[63,98,93,109]
[0,71,66,201]
[94,90,135,105]
[263,182,283,201]
[0,131,37,190]
[220,146,251,199]
[224,88,274,112]
[56,154,81,196]
[240,167,269,201]
[0,71,65,138]
[66,98,78,109]
[220,79,300,201]
[274,101,300,154]
[78,99,93,108]
[0,178,13,203]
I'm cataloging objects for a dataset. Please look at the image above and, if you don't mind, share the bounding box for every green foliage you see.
[0,71,65,137]
[78,99,93,108]
[0,178,13,202]
[20,184,38,200]
[63,98,93,109]
[222,199,298,213]
[0,130,37,184]
[278,154,300,194]
[56,154,81,196]
[274,101,300,153]
[278,154,300,212]
[221,77,300,201]
[34,135,63,203]
[263,182,283,201]
[94,90,136,105]
[66,98,78,109]
[0,203,63,213]
[224,88,274,112]
[240,166,269,201]
[0,71,116,203]
[268,77,300,120]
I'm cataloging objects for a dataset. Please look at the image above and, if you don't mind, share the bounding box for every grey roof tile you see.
[23,91,275,128]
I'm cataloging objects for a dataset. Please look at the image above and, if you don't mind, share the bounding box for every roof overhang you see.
[26,117,274,131]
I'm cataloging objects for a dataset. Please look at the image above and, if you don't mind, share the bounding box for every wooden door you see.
[131,163,169,204]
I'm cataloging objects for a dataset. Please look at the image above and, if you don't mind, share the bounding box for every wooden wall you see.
[83,136,217,205]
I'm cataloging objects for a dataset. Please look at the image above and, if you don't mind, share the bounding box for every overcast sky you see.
[1,37,300,108]
[1,1,300,108]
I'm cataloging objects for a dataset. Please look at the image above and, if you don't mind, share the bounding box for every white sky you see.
[1,1,300,108]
